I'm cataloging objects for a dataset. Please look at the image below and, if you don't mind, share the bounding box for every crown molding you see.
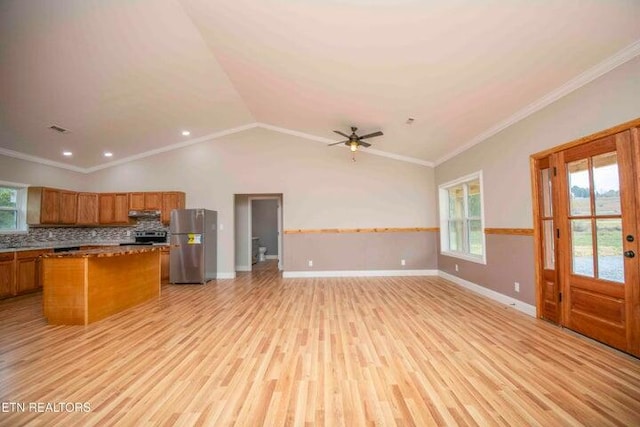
[83,123,259,173]
[0,124,259,174]
[0,147,87,173]
[435,38,640,166]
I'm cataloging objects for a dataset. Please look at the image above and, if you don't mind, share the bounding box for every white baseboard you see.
[265,255,278,260]
[438,271,536,317]
[217,272,236,279]
[282,269,438,278]
[235,265,252,272]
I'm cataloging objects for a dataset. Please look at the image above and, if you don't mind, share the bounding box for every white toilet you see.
[258,246,267,262]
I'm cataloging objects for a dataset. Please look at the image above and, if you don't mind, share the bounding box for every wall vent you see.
[49,125,69,133]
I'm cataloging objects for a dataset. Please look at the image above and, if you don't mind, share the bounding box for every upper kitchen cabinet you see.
[99,193,129,224]
[59,190,78,224]
[129,192,162,210]
[161,192,186,224]
[76,193,99,225]
[27,187,77,225]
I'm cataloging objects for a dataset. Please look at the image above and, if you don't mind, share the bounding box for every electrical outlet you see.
[91,230,97,237]
[126,230,131,237]
[48,231,53,238]
[401,259,406,266]
[308,260,313,267]
[514,282,520,293]
[455,264,459,272]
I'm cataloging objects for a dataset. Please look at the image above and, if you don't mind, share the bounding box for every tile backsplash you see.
[0,219,168,248]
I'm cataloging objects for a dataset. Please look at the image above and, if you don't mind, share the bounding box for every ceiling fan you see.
[328,126,384,152]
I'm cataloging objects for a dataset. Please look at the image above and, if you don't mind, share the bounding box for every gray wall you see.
[284,231,438,272]
[252,199,278,256]
[435,55,640,305]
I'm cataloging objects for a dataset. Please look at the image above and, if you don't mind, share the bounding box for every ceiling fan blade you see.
[358,141,371,148]
[328,140,348,146]
[333,130,350,138]
[358,131,384,140]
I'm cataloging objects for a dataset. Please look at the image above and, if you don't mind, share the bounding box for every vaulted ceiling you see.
[1,0,639,172]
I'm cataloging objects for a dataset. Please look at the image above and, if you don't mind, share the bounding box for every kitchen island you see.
[42,246,162,325]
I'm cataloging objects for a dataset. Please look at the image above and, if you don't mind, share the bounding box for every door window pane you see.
[540,168,553,217]
[571,219,594,277]
[596,219,624,283]
[568,159,591,216]
[543,219,555,269]
[593,152,621,216]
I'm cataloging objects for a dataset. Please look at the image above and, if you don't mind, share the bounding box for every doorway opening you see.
[234,193,283,272]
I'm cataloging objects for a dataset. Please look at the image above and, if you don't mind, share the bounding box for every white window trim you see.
[438,171,486,265]
[0,181,29,235]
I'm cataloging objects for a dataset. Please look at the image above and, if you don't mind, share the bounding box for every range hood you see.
[128,210,161,218]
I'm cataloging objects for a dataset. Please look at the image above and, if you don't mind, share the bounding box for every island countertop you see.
[41,245,164,258]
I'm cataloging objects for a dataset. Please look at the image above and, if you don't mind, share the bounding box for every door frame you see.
[530,117,640,354]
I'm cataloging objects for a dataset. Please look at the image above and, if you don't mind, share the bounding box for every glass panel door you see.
[557,131,639,355]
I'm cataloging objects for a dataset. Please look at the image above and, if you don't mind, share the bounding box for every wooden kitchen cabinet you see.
[27,187,77,225]
[161,192,185,224]
[129,192,162,210]
[0,252,16,298]
[99,193,130,224]
[144,192,162,210]
[16,249,51,295]
[28,187,60,224]
[77,193,99,225]
[59,190,78,224]
[160,246,170,283]
[129,192,145,210]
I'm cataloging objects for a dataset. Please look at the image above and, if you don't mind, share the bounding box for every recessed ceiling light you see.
[104,152,113,157]
[62,151,73,157]
[181,130,191,136]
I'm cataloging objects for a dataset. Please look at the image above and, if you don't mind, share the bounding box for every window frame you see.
[0,181,28,234]
[438,171,486,264]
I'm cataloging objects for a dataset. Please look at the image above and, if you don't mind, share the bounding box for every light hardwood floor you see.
[1,262,639,425]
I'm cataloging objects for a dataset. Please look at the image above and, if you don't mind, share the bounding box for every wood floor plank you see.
[1,261,639,425]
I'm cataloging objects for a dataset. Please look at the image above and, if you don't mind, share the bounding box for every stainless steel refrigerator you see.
[169,209,217,284]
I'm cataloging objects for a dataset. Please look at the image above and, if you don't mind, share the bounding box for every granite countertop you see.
[41,245,163,258]
[0,241,168,254]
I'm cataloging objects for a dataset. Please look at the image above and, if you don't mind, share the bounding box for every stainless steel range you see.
[120,230,167,246]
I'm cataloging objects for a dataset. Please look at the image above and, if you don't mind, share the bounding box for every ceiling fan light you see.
[350,142,358,152]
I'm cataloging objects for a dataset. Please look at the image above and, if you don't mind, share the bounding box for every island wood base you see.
[42,248,161,325]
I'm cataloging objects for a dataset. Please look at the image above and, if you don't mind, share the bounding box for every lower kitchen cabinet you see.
[16,249,51,295]
[0,252,16,298]
[160,247,170,283]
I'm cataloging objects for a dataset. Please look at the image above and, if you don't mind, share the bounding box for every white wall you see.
[436,55,640,228]
[0,155,88,190]
[86,127,436,275]
[234,195,249,269]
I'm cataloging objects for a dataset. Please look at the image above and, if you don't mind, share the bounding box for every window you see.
[0,183,28,233]
[439,171,485,263]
